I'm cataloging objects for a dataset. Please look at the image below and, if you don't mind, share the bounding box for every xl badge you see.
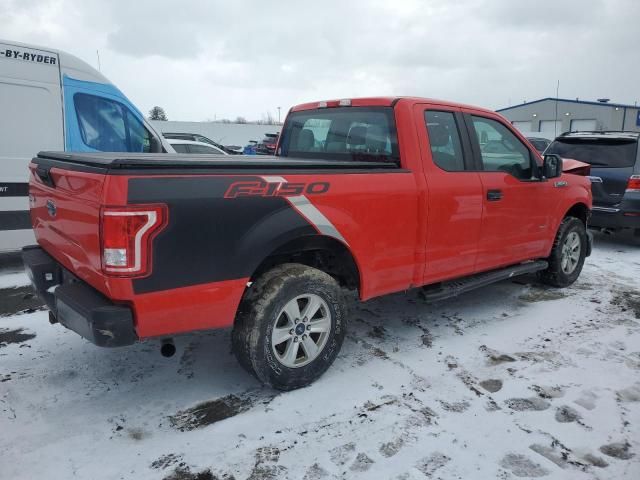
[46,199,57,217]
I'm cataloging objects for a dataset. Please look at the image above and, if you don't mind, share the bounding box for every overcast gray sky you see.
[2,0,638,121]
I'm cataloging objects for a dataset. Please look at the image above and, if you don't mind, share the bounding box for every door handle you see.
[487,189,503,201]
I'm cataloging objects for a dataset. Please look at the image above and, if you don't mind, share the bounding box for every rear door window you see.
[280,107,399,164]
[546,138,638,168]
[424,111,465,171]
[74,93,151,152]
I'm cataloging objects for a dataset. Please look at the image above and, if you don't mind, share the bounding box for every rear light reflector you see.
[626,175,640,193]
[100,205,167,277]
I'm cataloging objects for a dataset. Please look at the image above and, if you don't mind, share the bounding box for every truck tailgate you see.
[28,163,106,288]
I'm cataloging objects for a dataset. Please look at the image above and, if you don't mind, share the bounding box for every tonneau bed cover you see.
[34,151,398,171]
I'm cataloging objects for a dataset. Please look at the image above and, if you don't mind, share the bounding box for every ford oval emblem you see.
[46,200,57,217]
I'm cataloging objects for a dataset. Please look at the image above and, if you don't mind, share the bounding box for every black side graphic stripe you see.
[0,183,29,197]
[128,176,317,294]
[0,211,31,231]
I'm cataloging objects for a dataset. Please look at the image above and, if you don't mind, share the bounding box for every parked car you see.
[163,132,239,155]
[224,144,245,154]
[545,131,640,236]
[167,139,228,155]
[527,137,552,154]
[23,96,592,390]
[0,39,172,253]
[255,133,279,155]
[243,140,259,155]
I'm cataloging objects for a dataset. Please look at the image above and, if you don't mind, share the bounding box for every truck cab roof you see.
[290,96,498,116]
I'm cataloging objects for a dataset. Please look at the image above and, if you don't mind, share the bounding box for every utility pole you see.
[277,106,281,124]
[554,79,560,136]
[96,50,101,72]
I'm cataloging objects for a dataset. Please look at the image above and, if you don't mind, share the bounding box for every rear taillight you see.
[100,205,167,277]
[626,175,640,193]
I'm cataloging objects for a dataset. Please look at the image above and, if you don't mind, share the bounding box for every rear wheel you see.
[232,263,346,390]
[539,216,587,287]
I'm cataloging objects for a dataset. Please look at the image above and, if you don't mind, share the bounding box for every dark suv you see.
[546,131,640,235]
[255,133,279,155]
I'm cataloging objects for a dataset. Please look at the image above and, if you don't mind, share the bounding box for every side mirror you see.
[542,154,563,179]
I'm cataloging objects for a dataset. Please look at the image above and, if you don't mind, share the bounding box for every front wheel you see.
[539,216,587,287]
[232,263,347,390]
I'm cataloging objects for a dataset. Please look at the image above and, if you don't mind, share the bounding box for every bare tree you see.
[265,111,274,124]
[257,111,275,125]
[148,106,168,121]
[234,116,247,124]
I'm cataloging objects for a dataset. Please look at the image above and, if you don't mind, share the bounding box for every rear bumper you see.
[590,206,640,230]
[21,246,137,347]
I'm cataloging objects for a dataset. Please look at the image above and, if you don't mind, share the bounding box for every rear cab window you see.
[546,137,638,168]
[263,134,278,145]
[279,107,400,165]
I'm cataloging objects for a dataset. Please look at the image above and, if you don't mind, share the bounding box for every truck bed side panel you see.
[133,278,249,338]
[30,154,420,339]
[127,176,317,293]
[124,171,418,310]
[29,165,106,287]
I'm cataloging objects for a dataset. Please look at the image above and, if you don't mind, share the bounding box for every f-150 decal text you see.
[224,181,330,198]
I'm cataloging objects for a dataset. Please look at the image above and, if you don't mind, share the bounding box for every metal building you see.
[496,98,640,137]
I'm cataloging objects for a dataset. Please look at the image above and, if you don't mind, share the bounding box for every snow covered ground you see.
[1,232,639,480]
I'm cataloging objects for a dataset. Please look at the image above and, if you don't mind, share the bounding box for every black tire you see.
[538,216,587,287]
[232,263,347,391]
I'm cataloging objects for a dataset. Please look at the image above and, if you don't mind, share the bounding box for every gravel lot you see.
[1,232,639,479]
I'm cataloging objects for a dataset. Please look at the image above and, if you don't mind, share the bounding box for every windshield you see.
[279,107,399,164]
[546,138,637,168]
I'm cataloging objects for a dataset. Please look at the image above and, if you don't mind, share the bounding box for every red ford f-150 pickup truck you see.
[23,97,592,390]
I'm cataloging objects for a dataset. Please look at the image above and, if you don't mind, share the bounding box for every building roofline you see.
[496,97,638,112]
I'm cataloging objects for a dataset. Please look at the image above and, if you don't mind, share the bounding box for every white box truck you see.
[0,39,173,252]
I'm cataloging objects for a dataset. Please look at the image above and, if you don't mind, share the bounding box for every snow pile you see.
[0,232,638,479]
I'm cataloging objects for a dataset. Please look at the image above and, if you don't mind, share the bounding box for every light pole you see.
[277,106,281,124]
